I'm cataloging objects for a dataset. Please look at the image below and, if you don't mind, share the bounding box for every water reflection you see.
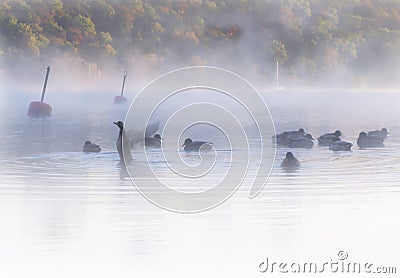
[117,163,130,181]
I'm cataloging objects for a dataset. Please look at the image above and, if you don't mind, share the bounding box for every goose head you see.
[113,121,124,130]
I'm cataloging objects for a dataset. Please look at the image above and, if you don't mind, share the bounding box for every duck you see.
[329,140,352,151]
[280,152,300,169]
[145,134,162,148]
[126,121,160,148]
[113,121,132,164]
[317,130,341,146]
[82,141,101,153]
[272,128,306,146]
[357,132,385,148]
[367,128,388,140]
[182,138,213,151]
[286,128,306,137]
[271,131,290,145]
[287,134,314,149]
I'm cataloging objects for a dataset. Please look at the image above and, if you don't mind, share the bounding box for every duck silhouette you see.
[318,130,341,146]
[357,132,385,148]
[113,121,132,164]
[82,141,101,153]
[280,152,300,169]
[286,128,306,137]
[272,128,307,146]
[271,131,290,145]
[182,138,213,151]
[367,128,388,140]
[329,140,352,151]
[126,121,159,148]
[287,134,314,149]
[145,134,162,148]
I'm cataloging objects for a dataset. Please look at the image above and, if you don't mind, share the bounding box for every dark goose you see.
[114,121,133,164]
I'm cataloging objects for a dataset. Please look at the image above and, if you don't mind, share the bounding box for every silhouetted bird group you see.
[274,127,388,170]
[110,121,213,165]
[82,122,388,173]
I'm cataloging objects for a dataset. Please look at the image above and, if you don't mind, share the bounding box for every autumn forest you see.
[1,0,400,88]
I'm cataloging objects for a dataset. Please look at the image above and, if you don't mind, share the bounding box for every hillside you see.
[1,0,400,87]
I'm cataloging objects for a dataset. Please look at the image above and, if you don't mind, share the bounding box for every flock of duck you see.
[82,121,213,164]
[277,128,388,169]
[81,121,388,171]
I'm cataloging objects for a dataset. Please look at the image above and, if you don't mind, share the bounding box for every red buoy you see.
[28,101,52,117]
[114,95,127,103]
[114,70,128,104]
[28,66,53,118]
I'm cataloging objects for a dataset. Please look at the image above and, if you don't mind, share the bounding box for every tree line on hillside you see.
[1,0,400,86]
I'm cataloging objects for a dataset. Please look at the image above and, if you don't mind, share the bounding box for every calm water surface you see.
[0,90,399,277]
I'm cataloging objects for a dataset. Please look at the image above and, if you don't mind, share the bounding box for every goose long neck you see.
[119,128,129,147]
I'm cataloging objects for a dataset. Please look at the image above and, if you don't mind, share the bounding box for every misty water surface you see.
[0,89,399,277]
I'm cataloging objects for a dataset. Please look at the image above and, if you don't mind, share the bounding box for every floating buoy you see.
[28,66,53,117]
[27,101,52,117]
[114,95,127,103]
[114,70,128,104]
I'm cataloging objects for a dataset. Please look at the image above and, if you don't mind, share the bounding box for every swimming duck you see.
[287,134,314,149]
[145,134,162,148]
[357,132,385,148]
[329,140,352,151]
[317,130,341,146]
[367,128,388,140]
[126,122,160,148]
[272,128,306,146]
[280,152,300,169]
[114,121,132,164]
[287,128,306,137]
[182,138,213,151]
[271,131,290,145]
[82,141,101,153]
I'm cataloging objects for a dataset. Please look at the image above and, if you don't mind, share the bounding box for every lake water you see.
[0,90,399,277]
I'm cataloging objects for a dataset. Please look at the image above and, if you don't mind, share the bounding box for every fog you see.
[1,3,400,276]
[1,0,400,144]
[1,0,400,101]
